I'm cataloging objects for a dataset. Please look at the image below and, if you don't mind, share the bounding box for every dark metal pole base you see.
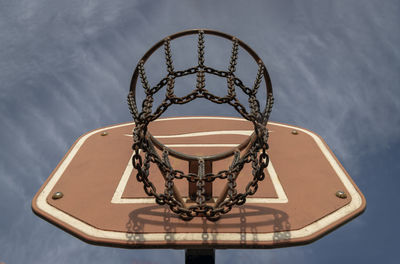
[185,249,215,264]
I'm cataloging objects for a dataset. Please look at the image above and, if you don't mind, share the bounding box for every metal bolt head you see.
[52,191,63,200]
[101,131,108,136]
[335,190,347,199]
[291,130,298,135]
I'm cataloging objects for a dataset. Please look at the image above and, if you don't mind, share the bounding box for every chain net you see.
[127,30,274,221]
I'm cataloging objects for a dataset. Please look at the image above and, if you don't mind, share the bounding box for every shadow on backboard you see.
[125,204,291,246]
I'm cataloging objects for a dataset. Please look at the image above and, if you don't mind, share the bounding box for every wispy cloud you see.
[1,0,399,263]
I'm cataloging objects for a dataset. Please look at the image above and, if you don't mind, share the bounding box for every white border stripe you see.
[149,130,253,139]
[36,117,362,243]
[153,116,248,122]
[165,144,238,148]
[111,152,288,204]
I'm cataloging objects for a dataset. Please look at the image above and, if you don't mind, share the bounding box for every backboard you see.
[32,116,366,249]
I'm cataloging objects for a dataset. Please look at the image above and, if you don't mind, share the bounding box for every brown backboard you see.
[32,116,366,249]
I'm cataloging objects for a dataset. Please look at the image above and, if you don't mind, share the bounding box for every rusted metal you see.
[127,29,274,221]
[189,160,212,201]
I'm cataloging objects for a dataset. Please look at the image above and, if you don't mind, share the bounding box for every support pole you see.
[185,249,215,264]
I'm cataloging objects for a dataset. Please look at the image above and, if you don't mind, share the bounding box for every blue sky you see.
[1,0,399,263]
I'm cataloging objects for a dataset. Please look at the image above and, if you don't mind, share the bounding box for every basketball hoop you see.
[127,29,274,221]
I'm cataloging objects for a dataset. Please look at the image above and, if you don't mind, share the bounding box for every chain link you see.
[228,38,239,74]
[196,159,206,206]
[164,38,174,74]
[197,31,205,67]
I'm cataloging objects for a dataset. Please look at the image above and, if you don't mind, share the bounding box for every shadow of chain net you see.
[125,204,291,246]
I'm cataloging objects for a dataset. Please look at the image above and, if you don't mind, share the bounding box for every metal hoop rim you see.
[129,29,273,161]
[129,28,273,106]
